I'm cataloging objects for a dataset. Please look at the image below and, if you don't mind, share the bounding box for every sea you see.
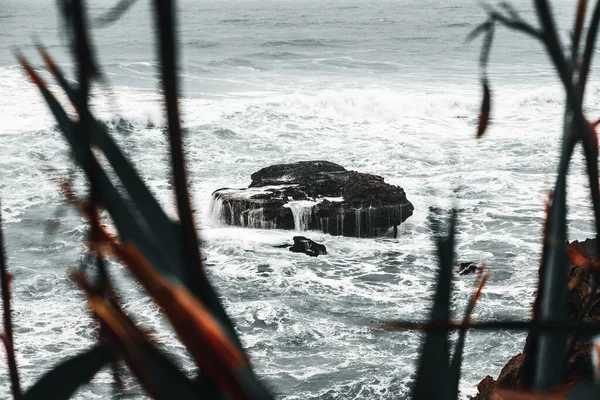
[0,0,596,398]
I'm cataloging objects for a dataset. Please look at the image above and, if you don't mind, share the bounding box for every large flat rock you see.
[211,161,414,237]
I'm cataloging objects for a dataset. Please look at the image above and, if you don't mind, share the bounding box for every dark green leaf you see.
[480,24,495,70]
[533,162,569,390]
[0,205,21,398]
[411,210,457,400]
[476,79,491,138]
[448,272,488,397]
[23,344,109,400]
[465,20,492,43]
[94,0,140,27]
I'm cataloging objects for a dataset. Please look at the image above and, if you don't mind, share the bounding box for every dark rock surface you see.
[275,236,327,257]
[211,161,414,237]
[473,238,600,399]
[457,262,482,276]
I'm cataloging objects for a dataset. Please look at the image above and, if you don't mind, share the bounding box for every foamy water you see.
[0,0,597,398]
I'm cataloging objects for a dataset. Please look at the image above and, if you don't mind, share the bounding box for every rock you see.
[457,262,482,276]
[256,264,273,277]
[275,236,327,257]
[211,161,414,237]
[472,238,600,399]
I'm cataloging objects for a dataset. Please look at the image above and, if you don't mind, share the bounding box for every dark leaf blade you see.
[380,319,600,335]
[573,0,588,55]
[150,0,247,357]
[89,119,185,272]
[18,58,184,290]
[431,210,457,326]
[411,210,457,400]
[23,344,109,400]
[18,56,73,137]
[448,270,490,396]
[31,47,243,356]
[75,282,202,400]
[0,205,21,398]
[581,121,600,251]
[480,24,495,70]
[36,46,78,109]
[533,0,572,91]
[476,79,491,138]
[60,0,100,86]
[520,192,552,387]
[98,240,271,399]
[34,47,186,283]
[578,0,600,96]
[499,2,521,20]
[465,20,492,43]
[150,0,206,304]
[94,0,139,27]
[533,163,569,389]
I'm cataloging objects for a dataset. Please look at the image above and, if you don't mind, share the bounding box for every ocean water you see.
[0,0,597,398]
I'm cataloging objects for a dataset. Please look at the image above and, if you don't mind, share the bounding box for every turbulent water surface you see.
[0,0,597,398]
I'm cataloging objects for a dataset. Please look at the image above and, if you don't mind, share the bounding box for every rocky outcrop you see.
[275,236,327,257]
[473,238,600,399]
[211,161,413,237]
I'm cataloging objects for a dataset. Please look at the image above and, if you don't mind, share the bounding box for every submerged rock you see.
[473,238,600,399]
[211,161,413,237]
[457,262,482,276]
[275,236,327,257]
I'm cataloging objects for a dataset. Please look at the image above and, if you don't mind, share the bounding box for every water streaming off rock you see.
[286,201,316,231]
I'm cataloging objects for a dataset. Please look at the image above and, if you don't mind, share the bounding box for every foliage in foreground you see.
[4,0,600,399]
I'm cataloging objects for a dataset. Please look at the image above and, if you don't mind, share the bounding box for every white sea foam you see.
[0,0,596,397]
